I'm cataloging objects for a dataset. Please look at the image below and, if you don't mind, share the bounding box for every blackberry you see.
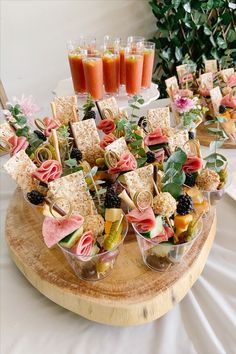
[177,194,193,215]
[83,110,96,120]
[219,105,226,114]
[185,173,196,187]
[104,188,121,208]
[188,131,195,140]
[27,190,45,205]
[34,130,46,141]
[146,151,156,163]
[71,148,83,161]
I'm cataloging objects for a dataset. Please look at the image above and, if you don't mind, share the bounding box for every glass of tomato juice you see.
[102,47,120,96]
[83,54,103,100]
[125,46,144,96]
[142,42,155,89]
[68,41,87,95]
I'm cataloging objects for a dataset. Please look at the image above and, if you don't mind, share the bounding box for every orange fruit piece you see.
[174,214,193,229]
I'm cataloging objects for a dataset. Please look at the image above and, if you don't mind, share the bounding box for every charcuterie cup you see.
[58,217,128,281]
[133,218,203,272]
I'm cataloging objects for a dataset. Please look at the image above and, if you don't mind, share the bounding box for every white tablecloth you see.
[1,107,236,354]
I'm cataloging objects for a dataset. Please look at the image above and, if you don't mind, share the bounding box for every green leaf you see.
[227,29,236,42]
[164,149,187,171]
[209,35,216,47]
[204,26,212,36]
[130,140,142,148]
[64,158,77,168]
[209,140,224,151]
[183,2,191,13]
[175,47,182,61]
[89,166,98,176]
[162,183,181,199]
[172,170,186,185]
[15,115,27,126]
[172,0,181,10]
[136,157,147,168]
[215,159,224,167]
[16,126,29,137]
[137,148,146,157]
[217,37,227,49]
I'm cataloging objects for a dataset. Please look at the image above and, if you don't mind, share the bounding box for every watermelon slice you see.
[42,214,84,248]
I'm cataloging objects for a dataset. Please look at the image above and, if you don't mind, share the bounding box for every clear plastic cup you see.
[58,218,128,281]
[133,219,203,272]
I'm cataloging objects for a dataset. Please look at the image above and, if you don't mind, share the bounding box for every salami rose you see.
[108,151,137,174]
[43,117,60,137]
[42,214,84,248]
[183,155,202,173]
[97,119,116,135]
[126,206,156,233]
[71,231,94,260]
[144,127,168,146]
[199,88,210,97]
[227,73,236,88]
[221,94,236,109]
[32,159,62,183]
[8,136,29,155]
[100,133,116,149]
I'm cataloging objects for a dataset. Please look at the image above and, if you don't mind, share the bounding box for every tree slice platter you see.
[5,189,216,326]
[197,122,236,149]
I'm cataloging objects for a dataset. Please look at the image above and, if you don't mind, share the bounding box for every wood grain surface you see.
[197,122,236,149]
[5,189,216,326]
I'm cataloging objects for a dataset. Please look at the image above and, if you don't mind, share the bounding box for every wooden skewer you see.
[166,216,174,231]
[152,177,160,196]
[95,101,103,119]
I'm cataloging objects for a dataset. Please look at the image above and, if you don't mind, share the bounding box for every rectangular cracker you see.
[51,95,78,124]
[205,60,217,73]
[199,72,213,90]
[165,76,179,89]
[71,119,103,165]
[47,170,97,217]
[147,107,170,131]
[0,122,15,140]
[97,97,119,119]
[220,68,234,82]
[168,129,190,154]
[3,150,37,192]
[124,165,154,199]
[105,137,128,157]
[210,86,222,115]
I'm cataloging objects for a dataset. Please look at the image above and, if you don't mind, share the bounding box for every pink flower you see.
[174,96,195,113]
[13,94,39,118]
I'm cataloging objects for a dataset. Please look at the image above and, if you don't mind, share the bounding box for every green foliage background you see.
[149,0,236,97]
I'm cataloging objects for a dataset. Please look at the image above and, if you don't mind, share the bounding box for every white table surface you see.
[1,98,236,354]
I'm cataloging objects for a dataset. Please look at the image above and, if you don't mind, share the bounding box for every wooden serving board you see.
[5,189,216,326]
[197,122,236,149]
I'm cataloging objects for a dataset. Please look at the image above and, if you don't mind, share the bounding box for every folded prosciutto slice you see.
[43,117,60,137]
[43,214,84,248]
[100,133,116,149]
[151,225,174,243]
[221,94,236,109]
[183,155,202,173]
[97,119,116,135]
[32,159,62,183]
[227,73,236,88]
[71,231,94,260]
[144,127,168,146]
[126,206,156,233]
[108,151,137,174]
[8,136,29,155]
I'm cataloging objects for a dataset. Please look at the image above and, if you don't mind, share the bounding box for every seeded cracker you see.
[97,97,119,119]
[105,137,128,157]
[0,122,15,140]
[147,107,170,131]
[124,165,154,199]
[165,76,179,90]
[51,96,78,125]
[199,72,213,90]
[71,119,103,165]
[205,59,218,73]
[3,150,37,192]
[168,129,191,154]
[47,170,97,216]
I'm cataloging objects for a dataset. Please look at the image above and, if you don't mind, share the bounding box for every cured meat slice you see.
[126,206,156,233]
[108,151,137,174]
[144,127,168,146]
[42,214,84,248]
[8,136,29,155]
[183,155,202,173]
[43,117,60,137]
[97,119,116,135]
[71,231,94,260]
[100,133,116,149]
[32,159,62,183]
[151,225,174,243]
[221,94,236,109]
[227,73,236,88]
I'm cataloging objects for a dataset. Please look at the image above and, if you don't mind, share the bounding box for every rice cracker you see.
[147,107,170,131]
[124,165,154,199]
[51,95,78,124]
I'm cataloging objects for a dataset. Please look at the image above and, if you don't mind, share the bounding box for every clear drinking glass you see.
[58,218,128,281]
[67,41,87,95]
[102,46,120,95]
[133,219,203,272]
[141,41,155,89]
[125,46,144,96]
[82,54,103,100]
[103,35,121,52]
[79,35,97,54]
[119,44,126,86]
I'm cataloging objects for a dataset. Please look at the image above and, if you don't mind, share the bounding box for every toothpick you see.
[95,101,103,119]
[166,216,174,231]
[152,177,160,196]
[116,213,124,231]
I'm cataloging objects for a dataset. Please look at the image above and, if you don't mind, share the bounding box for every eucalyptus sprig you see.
[85,166,106,206]
[62,158,83,176]
[128,95,144,123]
[162,148,187,199]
